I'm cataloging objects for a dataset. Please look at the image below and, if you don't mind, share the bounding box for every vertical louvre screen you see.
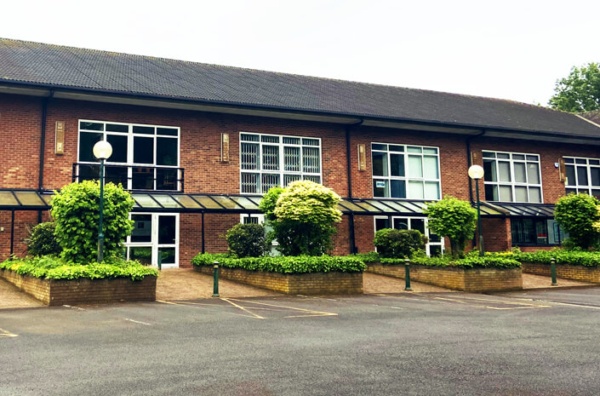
[241,143,259,170]
[262,174,280,193]
[241,173,259,194]
[262,145,280,171]
[284,174,302,186]
[284,147,301,172]
[303,147,320,173]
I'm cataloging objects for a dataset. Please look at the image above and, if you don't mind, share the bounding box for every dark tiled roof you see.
[1,38,599,137]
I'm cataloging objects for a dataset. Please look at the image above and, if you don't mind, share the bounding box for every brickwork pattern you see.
[522,262,600,283]
[481,217,511,252]
[196,266,363,295]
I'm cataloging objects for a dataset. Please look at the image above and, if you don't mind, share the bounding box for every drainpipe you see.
[466,129,486,203]
[345,119,364,254]
[38,90,54,223]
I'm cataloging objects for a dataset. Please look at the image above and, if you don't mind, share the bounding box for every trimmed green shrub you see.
[25,222,62,256]
[191,253,366,274]
[353,251,520,269]
[554,193,600,249]
[259,181,342,256]
[226,223,268,258]
[507,249,600,267]
[51,180,134,263]
[424,196,476,258]
[373,228,427,258]
[0,256,158,281]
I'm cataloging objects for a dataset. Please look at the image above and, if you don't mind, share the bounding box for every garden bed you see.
[192,254,365,295]
[510,250,600,284]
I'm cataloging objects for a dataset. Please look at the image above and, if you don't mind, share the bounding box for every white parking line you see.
[0,327,18,338]
[124,318,151,326]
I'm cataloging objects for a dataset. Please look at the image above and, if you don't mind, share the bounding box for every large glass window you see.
[240,133,322,194]
[371,144,440,200]
[374,216,444,256]
[511,218,566,246]
[78,120,180,191]
[483,151,542,203]
[564,157,600,199]
[125,213,179,267]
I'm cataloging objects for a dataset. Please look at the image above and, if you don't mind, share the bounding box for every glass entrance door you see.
[126,213,179,268]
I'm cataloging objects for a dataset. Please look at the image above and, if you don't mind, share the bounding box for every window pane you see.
[129,247,152,266]
[429,245,442,257]
[498,162,511,182]
[390,154,404,177]
[106,135,128,163]
[514,163,526,183]
[513,154,525,160]
[527,163,540,184]
[78,164,99,182]
[106,123,128,133]
[424,182,440,200]
[576,159,586,164]
[373,179,389,197]
[241,143,259,170]
[484,184,498,201]
[389,145,404,152]
[393,218,409,230]
[156,168,178,190]
[372,144,387,151]
[515,186,527,202]
[408,156,423,178]
[372,152,388,176]
[284,146,300,172]
[105,166,128,187]
[593,190,600,200]
[529,187,542,203]
[284,174,301,186]
[591,168,600,186]
[408,181,424,199]
[497,153,510,159]
[302,147,320,173]
[132,167,155,189]
[566,165,576,186]
[483,160,497,182]
[241,134,259,142]
[523,219,535,243]
[157,128,178,136]
[133,126,155,135]
[156,138,178,166]
[159,248,176,264]
[302,138,319,146]
[407,146,422,153]
[375,218,389,231]
[262,135,279,143]
[79,132,103,162]
[243,216,260,225]
[131,215,152,243]
[241,173,259,193]
[577,166,589,185]
[423,148,437,155]
[499,185,512,201]
[304,175,321,184]
[80,121,104,131]
[482,152,495,158]
[262,174,280,193]
[423,156,439,179]
[564,158,574,163]
[390,180,406,198]
[134,137,154,164]
[411,218,426,234]
[262,145,280,171]
[158,216,176,244]
[536,220,548,245]
[283,137,300,145]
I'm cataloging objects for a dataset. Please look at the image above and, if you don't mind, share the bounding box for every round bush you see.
[25,222,62,256]
[555,193,600,249]
[226,223,268,258]
[373,228,427,258]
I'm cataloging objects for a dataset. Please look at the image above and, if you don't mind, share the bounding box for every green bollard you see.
[404,258,412,291]
[212,261,220,297]
[551,257,557,286]
[158,250,162,271]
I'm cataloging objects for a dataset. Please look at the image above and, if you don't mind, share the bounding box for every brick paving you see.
[522,273,596,289]
[0,278,44,309]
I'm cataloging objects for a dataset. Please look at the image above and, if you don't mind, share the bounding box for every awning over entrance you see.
[479,201,555,217]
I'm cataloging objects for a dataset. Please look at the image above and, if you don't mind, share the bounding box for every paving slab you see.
[0,278,44,309]
[363,272,454,294]
[522,273,597,290]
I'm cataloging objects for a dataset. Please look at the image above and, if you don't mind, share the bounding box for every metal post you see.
[158,250,162,271]
[97,158,105,263]
[212,262,220,297]
[201,211,205,254]
[10,210,15,259]
[475,179,484,257]
[551,257,558,286]
[404,258,412,291]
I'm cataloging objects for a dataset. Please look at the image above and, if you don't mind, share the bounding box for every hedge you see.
[508,250,600,267]
[352,252,521,269]
[191,253,366,274]
[0,256,158,281]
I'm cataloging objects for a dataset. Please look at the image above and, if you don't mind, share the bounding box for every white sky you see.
[1,0,598,106]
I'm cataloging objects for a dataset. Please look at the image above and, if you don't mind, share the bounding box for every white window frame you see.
[77,119,181,191]
[125,213,179,268]
[564,156,600,197]
[482,150,543,203]
[371,143,441,200]
[373,216,444,256]
[239,132,322,195]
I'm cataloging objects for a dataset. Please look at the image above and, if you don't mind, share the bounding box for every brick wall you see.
[481,217,511,252]
[522,262,600,283]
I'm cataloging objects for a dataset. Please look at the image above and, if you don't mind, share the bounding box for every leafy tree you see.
[424,196,477,258]
[373,228,427,258]
[259,180,342,256]
[554,193,600,249]
[51,180,134,263]
[25,222,62,256]
[549,63,600,113]
[226,223,268,258]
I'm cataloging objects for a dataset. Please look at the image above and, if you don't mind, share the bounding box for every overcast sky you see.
[1,0,598,106]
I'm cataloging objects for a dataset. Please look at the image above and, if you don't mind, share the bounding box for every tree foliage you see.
[548,63,600,113]
[424,196,477,258]
[259,180,342,256]
[51,180,134,263]
[226,223,269,258]
[373,228,428,258]
[554,193,600,249]
[25,222,62,257]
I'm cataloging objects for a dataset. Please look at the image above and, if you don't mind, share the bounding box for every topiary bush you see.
[259,181,342,256]
[554,193,600,249]
[373,228,427,258]
[226,223,268,258]
[25,222,62,257]
[51,180,134,263]
[424,196,476,258]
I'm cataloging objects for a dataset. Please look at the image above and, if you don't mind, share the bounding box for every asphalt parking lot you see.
[1,289,600,396]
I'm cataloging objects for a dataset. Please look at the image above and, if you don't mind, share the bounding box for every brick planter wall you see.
[195,266,363,295]
[0,269,157,306]
[522,262,600,284]
[366,263,522,292]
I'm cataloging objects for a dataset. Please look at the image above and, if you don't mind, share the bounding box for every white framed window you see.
[125,213,179,268]
[77,120,181,191]
[239,132,322,194]
[564,157,600,199]
[374,216,444,256]
[482,151,542,203]
[371,143,441,200]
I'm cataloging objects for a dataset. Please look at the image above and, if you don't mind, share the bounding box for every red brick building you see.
[1,38,599,267]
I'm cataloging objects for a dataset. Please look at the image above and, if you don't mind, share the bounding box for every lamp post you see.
[468,165,485,257]
[93,140,113,263]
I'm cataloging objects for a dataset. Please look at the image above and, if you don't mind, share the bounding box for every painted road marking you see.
[0,327,18,338]
[156,300,257,318]
[124,318,151,326]
[221,298,265,320]
[228,298,337,318]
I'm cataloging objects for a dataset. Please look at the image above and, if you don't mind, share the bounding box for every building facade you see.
[1,39,600,267]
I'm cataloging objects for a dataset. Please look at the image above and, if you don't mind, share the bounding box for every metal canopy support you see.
[201,211,205,254]
[10,210,15,257]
